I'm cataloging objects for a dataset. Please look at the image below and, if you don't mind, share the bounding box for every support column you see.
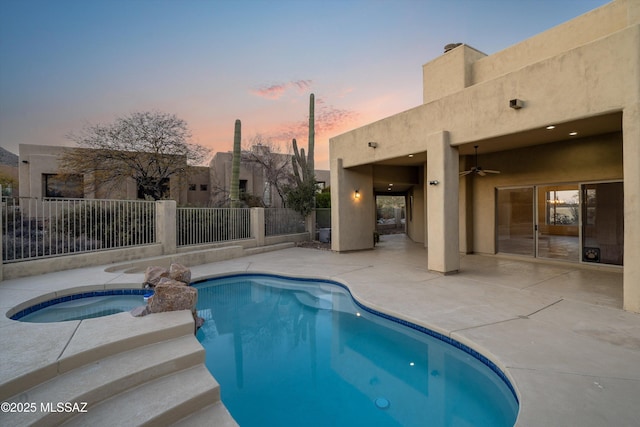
[156,200,177,255]
[623,104,640,313]
[251,207,265,247]
[426,131,460,274]
[331,158,374,252]
[459,155,474,254]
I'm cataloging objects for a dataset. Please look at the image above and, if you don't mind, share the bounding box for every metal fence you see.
[265,208,306,236]
[1,197,156,263]
[177,207,252,246]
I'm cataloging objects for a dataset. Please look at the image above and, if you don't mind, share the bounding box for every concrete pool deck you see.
[1,234,639,426]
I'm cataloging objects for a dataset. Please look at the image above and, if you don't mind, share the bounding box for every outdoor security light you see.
[509,99,524,109]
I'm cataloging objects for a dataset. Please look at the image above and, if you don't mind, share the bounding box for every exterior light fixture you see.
[429,180,439,186]
[546,125,556,130]
[569,131,578,136]
[408,154,414,158]
[354,190,361,199]
[367,142,378,148]
[509,99,524,109]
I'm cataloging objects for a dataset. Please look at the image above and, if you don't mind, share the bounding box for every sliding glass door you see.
[496,187,535,256]
[496,182,623,266]
[582,182,623,265]
[536,185,580,261]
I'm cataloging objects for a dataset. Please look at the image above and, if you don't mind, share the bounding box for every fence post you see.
[251,207,265,247]
[156,200,177,255]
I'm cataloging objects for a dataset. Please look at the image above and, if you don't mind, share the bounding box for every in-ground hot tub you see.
[8,289,153,323]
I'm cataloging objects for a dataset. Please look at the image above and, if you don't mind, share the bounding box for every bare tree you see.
[241,134,295,207]
[61,111,210,200]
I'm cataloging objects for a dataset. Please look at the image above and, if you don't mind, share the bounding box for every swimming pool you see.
[195,274,519,427]
[10,289,149,322]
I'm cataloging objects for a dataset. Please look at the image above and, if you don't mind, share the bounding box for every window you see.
[200,184,208,191]
[43,174,84,198]
[545,189,579,226]
[189,184,196,191]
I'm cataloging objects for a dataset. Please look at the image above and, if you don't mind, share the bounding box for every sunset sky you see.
[0,0,609,169]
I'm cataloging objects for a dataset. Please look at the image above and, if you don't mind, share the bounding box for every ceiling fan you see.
[459,145,501,177]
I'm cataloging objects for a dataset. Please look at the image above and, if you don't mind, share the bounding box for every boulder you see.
[169,263,191,285]
[146,282,198,315]
[135,264,203,332]
[157,277,187,287]
[143,266,170,288]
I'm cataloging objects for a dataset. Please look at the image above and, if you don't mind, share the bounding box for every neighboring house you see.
[0,147,19,196]
[185,166,212,207]
[209,144,330,207]
[16,143,329,208]
[17,144,204,205]
[329,0,640,312]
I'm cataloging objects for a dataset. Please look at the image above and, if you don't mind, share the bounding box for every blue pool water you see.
[11,290,148,322]
[195,274,519,427]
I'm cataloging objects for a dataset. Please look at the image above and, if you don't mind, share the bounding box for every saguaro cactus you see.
[230,119,241,208]
[307,93,314,175]
[288,93,317,218]
[292,93,315,186]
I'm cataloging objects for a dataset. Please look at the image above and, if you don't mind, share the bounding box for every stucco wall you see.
[331,23,639,168]
[331,160,375,251]
[471,0,637,85]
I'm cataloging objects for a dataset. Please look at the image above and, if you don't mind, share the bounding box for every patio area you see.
[1,233,639,426]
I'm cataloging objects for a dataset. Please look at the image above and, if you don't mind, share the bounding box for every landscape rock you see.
[143,266,170,288]
[169,263,191,284]
[146,282,198,315]
[157,277,187,287]
[136,264,204,332]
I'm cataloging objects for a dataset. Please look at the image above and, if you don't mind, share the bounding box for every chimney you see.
[444,43,463,53]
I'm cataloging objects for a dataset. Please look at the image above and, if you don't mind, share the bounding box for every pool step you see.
[62,364,223,427]
[0,311,237,426]
[0,310,196,402]
[173,401,238,427]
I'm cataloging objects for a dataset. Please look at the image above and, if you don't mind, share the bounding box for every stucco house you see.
[329,0,640,312]
[209,145,330,207]
[17,143,330,208]
[18,144,197,205]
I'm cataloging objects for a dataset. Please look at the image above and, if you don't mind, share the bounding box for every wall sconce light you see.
[429,180,439,186]
[354,190,361,199]
[367,142,378,148]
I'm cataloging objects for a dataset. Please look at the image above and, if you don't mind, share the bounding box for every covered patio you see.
[1,234,638,426]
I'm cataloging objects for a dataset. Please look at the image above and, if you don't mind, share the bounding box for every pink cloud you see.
[250,83,288,99]
[262,101,359,144]
[250,79,313,99]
